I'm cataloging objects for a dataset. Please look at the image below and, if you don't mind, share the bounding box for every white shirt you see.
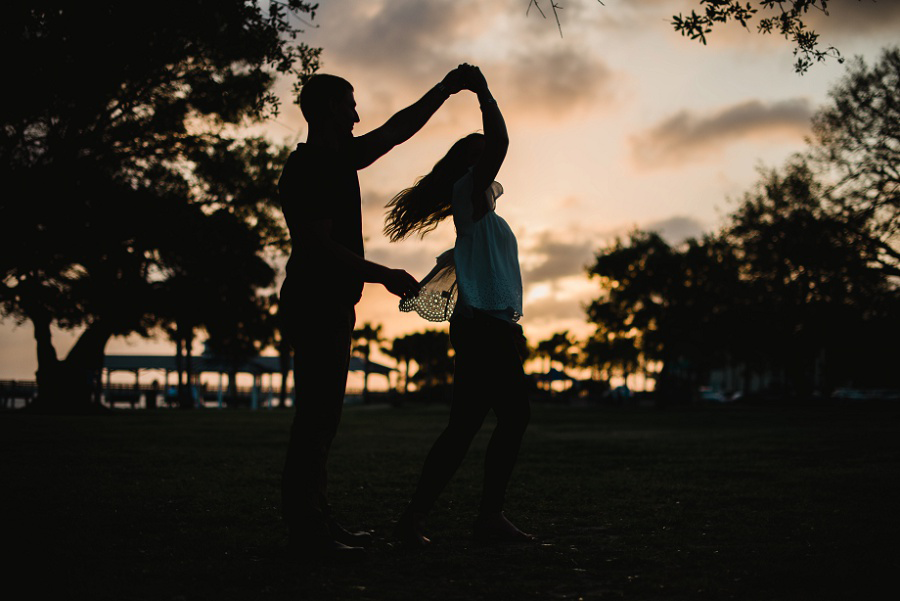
[451,168,523,322]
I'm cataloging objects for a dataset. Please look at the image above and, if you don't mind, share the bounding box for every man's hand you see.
[441,63,476,95]
[461,66,488,94]
[381,268,421,299]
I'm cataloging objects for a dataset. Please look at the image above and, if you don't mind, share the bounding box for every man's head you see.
[299,74,359,134]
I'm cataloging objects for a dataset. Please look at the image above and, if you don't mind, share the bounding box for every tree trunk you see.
[175,335,185,401]
[31,310,63,411]
[362,352,370,404]
[403,360,410,394]
[180,328,194,409]
[227,369,238,404]
[31,316,110,413]
[278,341,291,408]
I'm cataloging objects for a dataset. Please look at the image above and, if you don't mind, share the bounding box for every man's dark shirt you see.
[279,143,365,305]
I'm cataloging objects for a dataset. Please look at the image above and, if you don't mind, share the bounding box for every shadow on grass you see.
[2,402,899,600]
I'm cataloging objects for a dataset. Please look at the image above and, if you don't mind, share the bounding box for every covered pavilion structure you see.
[102,354,394,409]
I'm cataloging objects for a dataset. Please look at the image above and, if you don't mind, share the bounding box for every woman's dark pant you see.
[409,310,531,516]
[280,296,356,542]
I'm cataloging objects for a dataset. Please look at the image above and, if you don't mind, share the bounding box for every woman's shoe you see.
[393,511,431,548]
[328,517,374,547]
[287,536,367,564]
[473,512,535,543]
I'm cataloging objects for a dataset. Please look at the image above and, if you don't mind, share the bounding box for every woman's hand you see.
[462,66,488,95]
[381,268,421,299]
[446,64,486,95]
[441,63,476,95]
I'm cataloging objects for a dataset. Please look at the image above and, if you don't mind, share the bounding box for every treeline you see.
[0,2,320,411]
[579,48,900,401]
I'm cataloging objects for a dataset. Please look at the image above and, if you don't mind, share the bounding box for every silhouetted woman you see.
[384,67,533,545]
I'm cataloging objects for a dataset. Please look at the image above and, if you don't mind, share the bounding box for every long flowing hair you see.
[384,133,484,242]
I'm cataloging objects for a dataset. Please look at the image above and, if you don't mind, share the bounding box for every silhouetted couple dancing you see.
[278,64,531,562]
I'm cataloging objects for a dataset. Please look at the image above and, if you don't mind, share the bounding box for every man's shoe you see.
[328,518,374,547]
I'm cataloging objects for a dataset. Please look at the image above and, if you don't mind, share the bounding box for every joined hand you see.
[442,63,481,95]
[459,65,487,94]
[383,268,421,300]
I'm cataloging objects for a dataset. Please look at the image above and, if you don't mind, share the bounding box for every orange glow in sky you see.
[2,0,899,380]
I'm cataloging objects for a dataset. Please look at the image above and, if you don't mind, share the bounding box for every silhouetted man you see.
[278,68,468,561]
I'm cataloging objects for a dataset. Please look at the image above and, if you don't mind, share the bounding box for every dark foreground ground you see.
[2,401,899,600]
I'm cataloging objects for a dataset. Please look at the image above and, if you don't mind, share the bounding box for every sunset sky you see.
[2,0,899,381]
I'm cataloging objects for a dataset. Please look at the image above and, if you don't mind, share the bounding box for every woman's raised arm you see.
[468,67,509,206]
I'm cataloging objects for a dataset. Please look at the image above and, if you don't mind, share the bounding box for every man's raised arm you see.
[352,66,471,169]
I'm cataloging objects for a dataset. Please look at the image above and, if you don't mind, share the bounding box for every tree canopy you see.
[531,0,871,73]
[672,0,846,73]
[808,46,900,276]
[0,1,320,411]
[585,48,900,400]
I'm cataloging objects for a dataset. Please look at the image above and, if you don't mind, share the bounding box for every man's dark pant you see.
[280,294,356,543]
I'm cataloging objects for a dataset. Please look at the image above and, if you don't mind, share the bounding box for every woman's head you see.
[442,133,485,174]
[384,134,484,242]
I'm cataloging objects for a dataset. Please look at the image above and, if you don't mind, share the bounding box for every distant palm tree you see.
[385,334,416,394]
[405,330,454,390]
[544,331,578,374]
[580,334,613,381]
[609,336,640,383]
[534,339,554,373]
[269,293,291,408]
[205,293,274,405]
[537,331,578,391]
[276,334,292,408]
[352,322,383,403]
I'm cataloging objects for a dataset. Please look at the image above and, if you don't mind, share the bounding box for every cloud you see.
[522,232,596,284]
[302,0,618,124]
[523,295,588,323]
[643,215,709,244]
[788,0,900,38]
[498,47,618,118]
[519,213,709,287]
[631,98,812,168]
[316,1,486,76]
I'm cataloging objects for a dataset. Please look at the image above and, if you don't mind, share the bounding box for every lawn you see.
[2,401,899,600]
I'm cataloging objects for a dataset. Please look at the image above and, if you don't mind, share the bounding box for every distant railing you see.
[1,379,388,410]
[1,380,38,409]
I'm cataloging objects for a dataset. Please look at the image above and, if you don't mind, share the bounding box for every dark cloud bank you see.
[631,98,812,167]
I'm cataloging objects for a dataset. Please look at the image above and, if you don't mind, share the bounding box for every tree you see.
[724,160,896,394]
[536,331,577,376]
[530,1,860,73]
[268,294,293,409]
[204,293,276,406]
[405,330,454,392]
[587,230,749,400]
[808,46,900,277]
[580,332,640,383]
[586,231,684,385]
[352,322,384,403]
[173,207,277,406]
[672,1,845,73]
[385,334,416,394]
[0,2,319,411]
[586,159,898,401]
[533,338,554,373]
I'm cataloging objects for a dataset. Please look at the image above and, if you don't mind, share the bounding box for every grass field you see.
[2,401,899,600]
